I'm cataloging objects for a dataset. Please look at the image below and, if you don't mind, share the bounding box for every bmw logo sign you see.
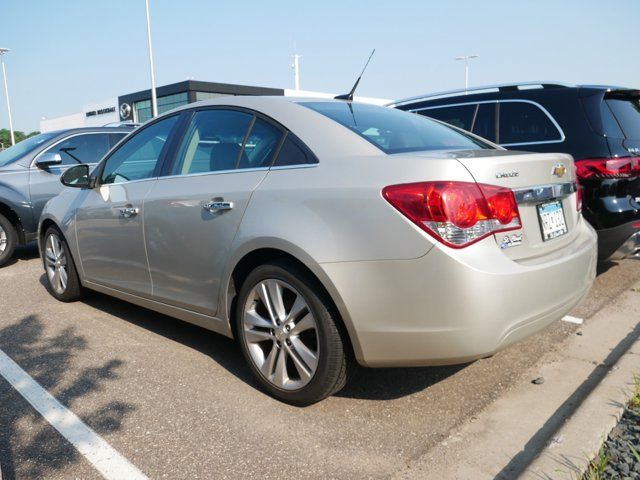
[119,103,132,120]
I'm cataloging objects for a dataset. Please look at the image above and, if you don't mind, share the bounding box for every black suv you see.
[391,82,640,260]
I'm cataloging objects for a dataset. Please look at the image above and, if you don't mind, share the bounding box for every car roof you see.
[45,127,133,137]
[389,81,639,108]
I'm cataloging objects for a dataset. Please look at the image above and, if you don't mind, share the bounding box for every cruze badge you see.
[552,163,567,178]
[500,233,523,249]
[495,171,519,178]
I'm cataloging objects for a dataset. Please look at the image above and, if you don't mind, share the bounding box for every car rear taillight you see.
[382,181,521,248]
[575,157,640,180]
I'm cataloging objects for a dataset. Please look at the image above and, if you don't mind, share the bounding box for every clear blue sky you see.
[1,0,638,132]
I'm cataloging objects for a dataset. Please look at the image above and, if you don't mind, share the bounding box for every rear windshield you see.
[0,132,58,167]
[605,95,640,139]
[299,102,492,154]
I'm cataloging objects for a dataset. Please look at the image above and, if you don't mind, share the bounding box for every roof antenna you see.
[335,49,375,101]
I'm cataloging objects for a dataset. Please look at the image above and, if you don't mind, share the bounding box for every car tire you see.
[235,260,351,405]
[0,213,17,267]
[42,227,83,302]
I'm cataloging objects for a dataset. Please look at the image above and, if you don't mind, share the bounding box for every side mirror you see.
[61,164,91,188]
[35,152,63,169]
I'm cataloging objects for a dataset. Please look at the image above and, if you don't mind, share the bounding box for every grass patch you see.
[629,375,640,411]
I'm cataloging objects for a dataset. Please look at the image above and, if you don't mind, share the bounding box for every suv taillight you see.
[575,157,640,179]
[382,181,521,248]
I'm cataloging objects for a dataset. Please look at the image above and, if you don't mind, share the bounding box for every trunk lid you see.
[453,149,579,261]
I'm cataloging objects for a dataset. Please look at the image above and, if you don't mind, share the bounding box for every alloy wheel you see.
[242,279,319,391]
[45,233,68,295]
[0,225,6,254]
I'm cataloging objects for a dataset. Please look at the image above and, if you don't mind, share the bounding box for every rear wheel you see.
[43,227,83,302]
[235,261,350,405]
[0,213,17,267]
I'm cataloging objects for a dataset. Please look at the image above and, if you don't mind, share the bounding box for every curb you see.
[392,283,640,479]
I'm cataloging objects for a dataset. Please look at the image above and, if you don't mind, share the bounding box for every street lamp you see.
[455,54,479,92]
[0,48,15,146]
[144,0,158,118]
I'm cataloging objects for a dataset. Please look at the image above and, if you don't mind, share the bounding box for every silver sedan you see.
[39,97,597,404]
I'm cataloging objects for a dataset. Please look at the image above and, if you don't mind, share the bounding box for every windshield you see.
[299,101,492,154]
[0,132,59,167]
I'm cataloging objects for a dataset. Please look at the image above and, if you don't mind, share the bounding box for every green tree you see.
[0,129,40,148]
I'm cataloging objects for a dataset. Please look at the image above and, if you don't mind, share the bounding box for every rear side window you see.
[170,110,253,175]
[420,104,476,130]
[301,101,491,153]
[273,134,317,167]
[240,118,283,169]
[472,104,497,142]
[605,97,640,139]
[498,102,562,145]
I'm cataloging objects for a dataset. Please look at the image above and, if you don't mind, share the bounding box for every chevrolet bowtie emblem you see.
[552,163,567,178]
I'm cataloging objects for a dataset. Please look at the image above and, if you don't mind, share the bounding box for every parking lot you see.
[0,244,637,479]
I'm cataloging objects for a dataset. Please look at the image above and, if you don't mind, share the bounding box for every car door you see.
[144,108,283,316]
[74,116,180,296]
[29,132,125,223]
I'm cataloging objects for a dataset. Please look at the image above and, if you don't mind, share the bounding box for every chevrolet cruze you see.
[39,97,597,404]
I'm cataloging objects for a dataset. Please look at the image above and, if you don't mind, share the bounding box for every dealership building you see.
[40,79,388,132]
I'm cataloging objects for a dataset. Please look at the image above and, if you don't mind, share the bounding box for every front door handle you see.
[119,206,140,218]
[202,200,234,213]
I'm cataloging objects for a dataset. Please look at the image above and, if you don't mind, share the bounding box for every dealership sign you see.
[85,106,116,117]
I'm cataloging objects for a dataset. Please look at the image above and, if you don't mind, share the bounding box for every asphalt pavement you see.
[0,244,638,480]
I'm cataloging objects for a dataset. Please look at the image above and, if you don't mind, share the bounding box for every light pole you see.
[0,48,15,146]
[455,54,479,92]
[144,0,158,118]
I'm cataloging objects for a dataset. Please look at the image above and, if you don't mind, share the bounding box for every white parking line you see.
[0,349,148,480]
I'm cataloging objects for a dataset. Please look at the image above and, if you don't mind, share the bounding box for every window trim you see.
[410,99,566,147]
[94,113,184,186]
[30,131,126,169]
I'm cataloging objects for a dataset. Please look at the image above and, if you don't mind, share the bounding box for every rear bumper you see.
[597,220,640,260]
[320,220,598,367]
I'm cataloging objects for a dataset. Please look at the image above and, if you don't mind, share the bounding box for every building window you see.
[158,92,189,115]
[134,99,152,123]
[195,92,229,101]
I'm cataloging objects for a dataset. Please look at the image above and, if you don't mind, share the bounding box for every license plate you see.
[537,200,568,241]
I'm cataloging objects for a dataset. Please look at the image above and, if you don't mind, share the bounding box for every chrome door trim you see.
[410,99,566,146]
[513,182,577,204]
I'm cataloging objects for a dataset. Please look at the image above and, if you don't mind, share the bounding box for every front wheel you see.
[0,213,17,267]
[235,261,351,405]
[43,227,83,302]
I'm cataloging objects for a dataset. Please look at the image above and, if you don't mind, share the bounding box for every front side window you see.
[101,115,179,184]
[498,102,562,144]
[420,104,476,130]
[44,133,114,166]
[301,101,490,154]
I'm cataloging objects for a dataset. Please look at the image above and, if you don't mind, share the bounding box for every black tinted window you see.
[301,102,490,153]
[420,104,476,130]
[101,115,178,184]
[109,133,127,148]
[606,97,640,140]
[46,133,112,165]
[171,110,253,175]
[498,102,562,144]
[273,135,317,166]
[472,104,497,142]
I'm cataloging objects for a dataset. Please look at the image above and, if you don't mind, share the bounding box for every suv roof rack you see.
[388,81,575,107]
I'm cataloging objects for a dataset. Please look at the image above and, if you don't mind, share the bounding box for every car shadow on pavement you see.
[81,289,469,402]
[2,243,39,268]
[0,315,135,480]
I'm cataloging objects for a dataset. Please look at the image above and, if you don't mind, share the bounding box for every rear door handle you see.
[202,200,234,213]
[119,205,140,218]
